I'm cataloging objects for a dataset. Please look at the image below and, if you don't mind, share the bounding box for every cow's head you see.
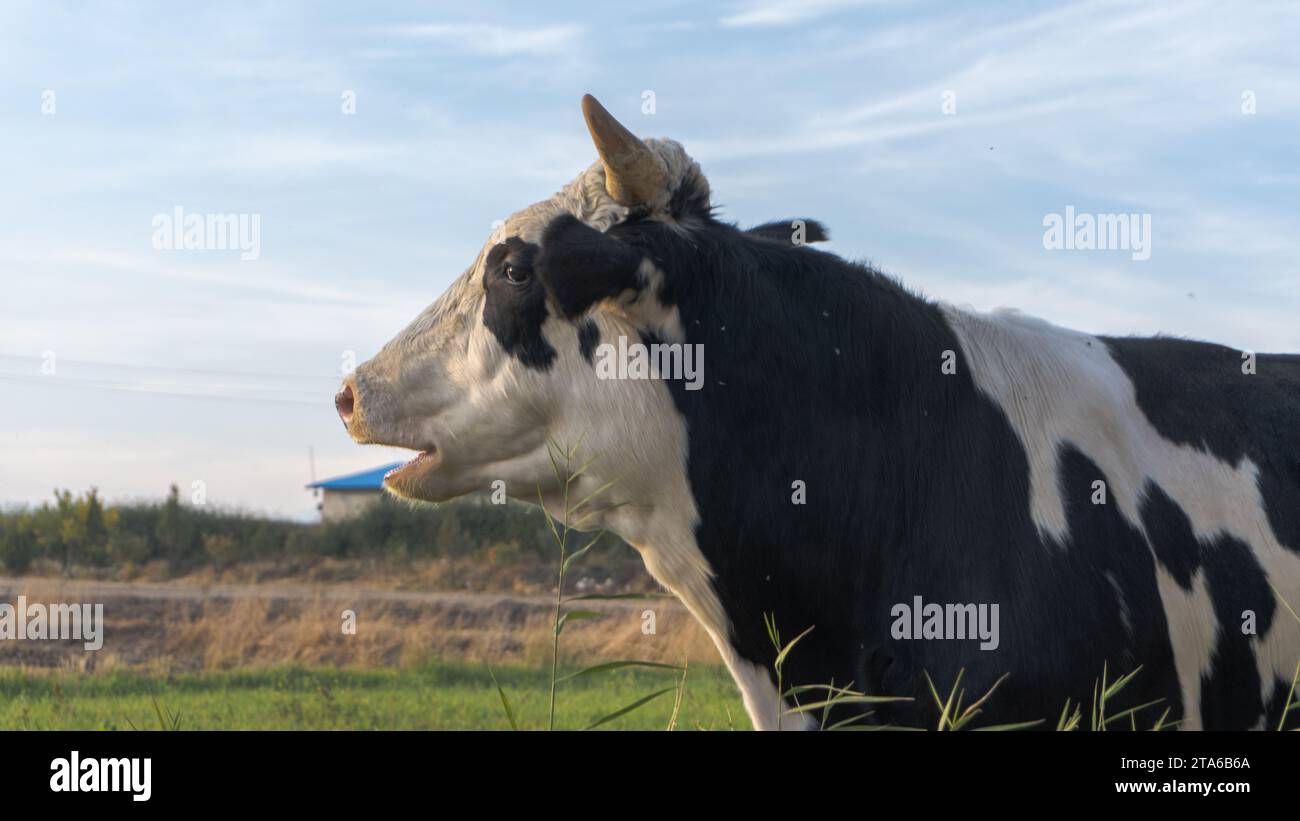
[335,95,713,510]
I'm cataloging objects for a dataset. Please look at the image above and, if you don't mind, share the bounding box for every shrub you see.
[0,518,38,573]
[0,485,637,574]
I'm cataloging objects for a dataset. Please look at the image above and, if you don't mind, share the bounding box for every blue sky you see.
[2,0,1297,519]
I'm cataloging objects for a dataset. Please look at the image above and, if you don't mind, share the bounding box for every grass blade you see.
[563,592,674,603]
[971,719,1047,731]
[554,609,603,636]
[773,625,815,671]
[1278,659,1300,731]
[585,687,676,730]
[556,660,684,683]
[783,695,913,714]
[487,664,519,731]
[561,532,604,573]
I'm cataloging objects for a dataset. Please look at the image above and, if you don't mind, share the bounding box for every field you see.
[0,570,746,730]
[0,662,748,731]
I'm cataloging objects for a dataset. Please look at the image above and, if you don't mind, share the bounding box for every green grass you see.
[0,661,749,731]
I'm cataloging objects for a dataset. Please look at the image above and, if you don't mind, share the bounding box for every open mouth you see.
[383,445,441,486]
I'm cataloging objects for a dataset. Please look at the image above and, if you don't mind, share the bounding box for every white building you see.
[306,462,403,522]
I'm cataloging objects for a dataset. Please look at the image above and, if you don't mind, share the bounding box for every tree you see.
[155,484,197,566]
[0,517,38,574]
[54,489,80,573]
[82,487,110,565]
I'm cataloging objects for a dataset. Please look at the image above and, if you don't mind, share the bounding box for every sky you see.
[1,0,1297,520]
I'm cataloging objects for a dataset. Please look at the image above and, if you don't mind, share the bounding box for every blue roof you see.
[306,462,405,490]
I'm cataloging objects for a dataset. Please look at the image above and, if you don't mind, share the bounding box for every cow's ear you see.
[745,219,829,244]
[536,214,644,320]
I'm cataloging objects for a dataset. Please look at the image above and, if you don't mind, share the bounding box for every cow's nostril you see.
[335,384,355,427]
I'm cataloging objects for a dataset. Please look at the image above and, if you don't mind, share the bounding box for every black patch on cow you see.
[576,318,600,365]
[1198,532,1274,729]
[481,237,555,369]
[1040,446,1183,726]
[1137,475,1278,728]
[1092,460,1287,730]
[598,216,1220,728]
[745,219,829,245]
[1138,482,1200,590]
[535,214,644,320]
[1103,337,1299,729]
[1105,337,1300,556]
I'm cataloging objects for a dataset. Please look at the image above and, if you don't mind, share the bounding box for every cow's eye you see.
[503,262,530,286]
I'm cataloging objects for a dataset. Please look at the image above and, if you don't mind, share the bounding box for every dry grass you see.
[21,555,656,597]
[0,577,719,675]
[169,594,718,670]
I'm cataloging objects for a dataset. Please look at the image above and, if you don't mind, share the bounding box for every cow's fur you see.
[347,125,1300,730]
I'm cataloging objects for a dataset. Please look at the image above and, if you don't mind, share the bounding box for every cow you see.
[335,94,1300,730]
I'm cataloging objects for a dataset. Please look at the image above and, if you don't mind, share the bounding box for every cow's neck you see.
[619,221,985,721]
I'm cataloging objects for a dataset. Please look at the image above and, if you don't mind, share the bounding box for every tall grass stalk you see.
[490,438,685,730]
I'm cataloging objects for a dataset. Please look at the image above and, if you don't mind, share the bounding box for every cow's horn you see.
[581,94,668,206]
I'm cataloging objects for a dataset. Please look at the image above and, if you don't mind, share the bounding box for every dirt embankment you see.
[0,574,718,674]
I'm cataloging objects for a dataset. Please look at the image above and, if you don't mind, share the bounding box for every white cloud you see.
[203,133,409,174]
[381,22,584,57]
[721,0,885,28]
[709,0,1299,165]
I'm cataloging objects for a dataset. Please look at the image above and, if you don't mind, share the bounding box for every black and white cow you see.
[336,95,1300,730]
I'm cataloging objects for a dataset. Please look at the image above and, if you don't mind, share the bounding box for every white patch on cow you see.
[944,306,1300,729]
[730,656,817,730]
[630,259,686,341]
[1153,569,1215,730]
[537,317,808,730]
